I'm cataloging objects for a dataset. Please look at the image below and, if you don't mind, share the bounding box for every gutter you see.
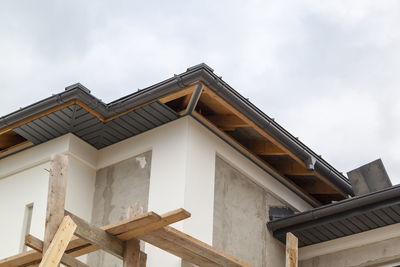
[0,63,353,197]
[267,184,400,232]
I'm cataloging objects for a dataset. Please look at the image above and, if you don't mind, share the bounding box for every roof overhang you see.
[268,184,400,247]
[0,63,353,206]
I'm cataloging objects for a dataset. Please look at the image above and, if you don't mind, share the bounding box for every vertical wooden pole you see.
[43,154,69,254]
[286,232,298,267]
[123,204,145,267]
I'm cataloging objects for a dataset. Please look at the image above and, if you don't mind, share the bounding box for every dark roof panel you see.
[268,185,400,247]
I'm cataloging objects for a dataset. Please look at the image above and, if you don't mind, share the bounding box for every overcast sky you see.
[1,1,399,184]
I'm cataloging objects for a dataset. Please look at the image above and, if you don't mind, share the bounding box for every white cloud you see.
[0,0,399,184]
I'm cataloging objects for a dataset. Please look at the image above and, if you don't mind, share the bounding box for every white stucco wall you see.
[0,134,97,259]
[97,116,312,266]
[0,116,311,265]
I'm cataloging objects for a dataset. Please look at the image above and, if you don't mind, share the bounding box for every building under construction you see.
[0,64,399,266]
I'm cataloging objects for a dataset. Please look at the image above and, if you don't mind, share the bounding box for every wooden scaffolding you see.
[0,154,299,267]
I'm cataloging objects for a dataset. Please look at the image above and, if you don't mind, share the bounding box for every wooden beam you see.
[192,110,321,207]
[206,114,248,130]
[43,154,68,253]
[286,232,298,267]
[0,250,42,266]
[65,210,124,259]
[141,226,250,267]
[159,84,198,104]
[123,204,145,267]
[119,208,191,240]
[0,208,191,266]
[246,141,288,156]
[0,140,33,158]
[39,216,77,267]
[138,231,216,267]
[25,235,89,267]
[202,86,306,167]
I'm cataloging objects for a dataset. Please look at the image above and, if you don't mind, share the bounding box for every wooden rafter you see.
[192,110,321,207]
[246,140,288,156]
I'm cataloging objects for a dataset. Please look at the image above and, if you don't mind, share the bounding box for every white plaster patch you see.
[136,156,147,168]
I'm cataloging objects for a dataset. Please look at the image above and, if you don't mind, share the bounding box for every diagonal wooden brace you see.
[39,215,77,267]
[25,234,89,267]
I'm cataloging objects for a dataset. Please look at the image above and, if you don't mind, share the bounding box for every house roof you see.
[0,63,353,206]
[267,184,400,247]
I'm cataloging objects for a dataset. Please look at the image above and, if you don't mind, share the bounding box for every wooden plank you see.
[65,210,124,259]
[286,232,298,267]
[139,231,216,267]
[202,86,305,165]
[43,154,68,253]
[123,204,144,267]
[106,211,161,236]
[0,140,33,158]
[25,235,89,267]
[118,208,191,240]
[0,209,190,266]
[206,115,248,129]
[39,216,77,267]
[0,250,41,267]
[159,84,197,104]
[246,141,288,156]
[141,226,250,267]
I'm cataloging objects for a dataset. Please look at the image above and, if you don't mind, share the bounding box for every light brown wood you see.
[0,250,41,267]
[202,86,305,165]
[43,154,68,253]
[118,208,191,240]
[246,141,288,156]
[206,114,248,129]
[65,209,189,258]
[159,84,198,104]
[286,232,298,267]
[0,140,33,157]
[65,210,124,259]
[141,226,251,267]
[192,110,321,207]
[105,211,161,236]
[138,231,216,267]
[25,234,89,267]
[39,216,77,267]
[123,204,144,267]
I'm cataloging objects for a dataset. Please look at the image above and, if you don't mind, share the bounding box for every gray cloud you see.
[0,0,399,183]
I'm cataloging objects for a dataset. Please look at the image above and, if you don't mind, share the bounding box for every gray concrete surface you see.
[300,237,400,267]
[87,151,152,267]
[212,156,287,267]
[347,158,392,196]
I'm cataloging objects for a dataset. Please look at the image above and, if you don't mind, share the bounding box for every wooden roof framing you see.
[0,64,352,205]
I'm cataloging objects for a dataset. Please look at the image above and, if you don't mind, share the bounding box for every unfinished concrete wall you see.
[300,237,400,267]
[212,156,286,267]
[87,150,152,266]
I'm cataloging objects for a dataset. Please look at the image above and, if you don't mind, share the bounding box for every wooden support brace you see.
[25,234,89,267]
[65,210,125,259]
[286,232,298,267]
[123,204,144,267]
[39,215,77,267]
[43,154,68,253]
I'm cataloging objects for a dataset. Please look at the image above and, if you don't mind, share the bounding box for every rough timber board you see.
[0,208,249,267]
[39,216,77,267]
[25,235,88,267]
